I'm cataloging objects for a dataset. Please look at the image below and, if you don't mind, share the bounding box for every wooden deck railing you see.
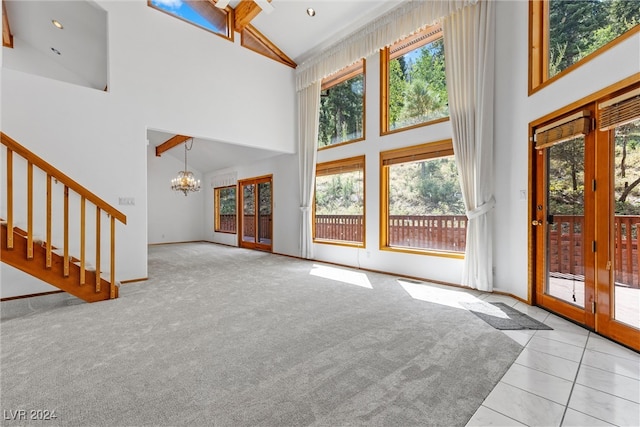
[314,214,467,251]
[315,214,364,243]
[388,215,467,252]
[242,214,271,240]
[550,215,639,288]
[614,215,639,287]
[548,215,585,277]
[1,132,126,298]
[218,214,237,233]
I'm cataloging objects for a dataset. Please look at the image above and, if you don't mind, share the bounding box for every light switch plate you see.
[118,197,135,206]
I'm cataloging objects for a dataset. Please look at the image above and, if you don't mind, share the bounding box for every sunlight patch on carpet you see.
[310,264,372,289]
[398,279,481,310]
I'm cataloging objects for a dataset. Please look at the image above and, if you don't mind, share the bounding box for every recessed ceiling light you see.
[307,8,316,17]
[50,47,61,55]
[51,20,64,29]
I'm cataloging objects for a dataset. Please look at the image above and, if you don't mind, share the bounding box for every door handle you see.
[532,220,542,226]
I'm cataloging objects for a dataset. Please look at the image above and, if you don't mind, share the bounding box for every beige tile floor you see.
[466,293,640,427]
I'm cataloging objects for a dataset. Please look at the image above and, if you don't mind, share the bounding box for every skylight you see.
[149,0,231,40]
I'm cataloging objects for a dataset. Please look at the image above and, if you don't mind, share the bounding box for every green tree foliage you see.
[609,0,640,33]
[549,0,639,77]
[315,172,363,215]
[615,120,640,215]
[388,59,405,126]
[412,39,447,97]
[243,185,255,213]
[242,183,271,215]
[548,138,586,215]
[259,182,271,215]
[318,75,364,148]
[389,37,449,130]
[417,159,465,213]
[546,120,640,216]
[388,157,465,216]
[219,188,236,214]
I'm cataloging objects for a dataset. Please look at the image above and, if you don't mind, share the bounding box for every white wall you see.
[111,1,296,152]
[147,145,204,244]
[1,0,295,297]
[1,265,57,298]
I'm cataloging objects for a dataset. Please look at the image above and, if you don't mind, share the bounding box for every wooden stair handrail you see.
[2,132,127,301]
[1,132,126,225]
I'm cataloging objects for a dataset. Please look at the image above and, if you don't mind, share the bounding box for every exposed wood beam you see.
[2,0,13,48]
[242,24,296,68]
[234,0,270,32]
[155,135,191,157]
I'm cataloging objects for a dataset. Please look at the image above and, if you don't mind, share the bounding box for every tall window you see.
[314,156,365,246]
[214,185,237,233]
[530,0,639,92]
[318,60,365,149]
[380,23,448,134]
[148,0,232,40]
[381,140,465,256]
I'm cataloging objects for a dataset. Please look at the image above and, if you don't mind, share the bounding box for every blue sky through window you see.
[151,0,222,34]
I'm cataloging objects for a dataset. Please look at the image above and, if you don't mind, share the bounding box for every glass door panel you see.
[546,137,586,308]
[258,181,272,245]
[242,183,256,244]
[612,119,640,330]
[534,129,595,329]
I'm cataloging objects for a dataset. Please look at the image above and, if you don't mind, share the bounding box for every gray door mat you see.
[461,301,553,330]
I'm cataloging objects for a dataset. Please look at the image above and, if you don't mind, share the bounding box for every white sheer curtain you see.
[297,81,321,259]
[295,0,473,91]
[294,0,479,261]
[443,0,495,291]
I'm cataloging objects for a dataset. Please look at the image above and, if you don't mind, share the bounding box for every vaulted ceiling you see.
[3,0,404,173]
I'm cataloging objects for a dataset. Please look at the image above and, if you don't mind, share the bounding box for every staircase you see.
[1,132,126,303]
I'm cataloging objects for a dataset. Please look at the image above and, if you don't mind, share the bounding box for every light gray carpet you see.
[1,243,523,426]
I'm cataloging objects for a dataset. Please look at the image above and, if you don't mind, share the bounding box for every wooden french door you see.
[238,175,272,252]
[531,83,640,351]
[533,111,596,330]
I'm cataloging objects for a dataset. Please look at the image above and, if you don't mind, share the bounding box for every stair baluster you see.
[27,161,33,259]
[46,174,52,268]
[96,207,101,293]
[6,148,13,249]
